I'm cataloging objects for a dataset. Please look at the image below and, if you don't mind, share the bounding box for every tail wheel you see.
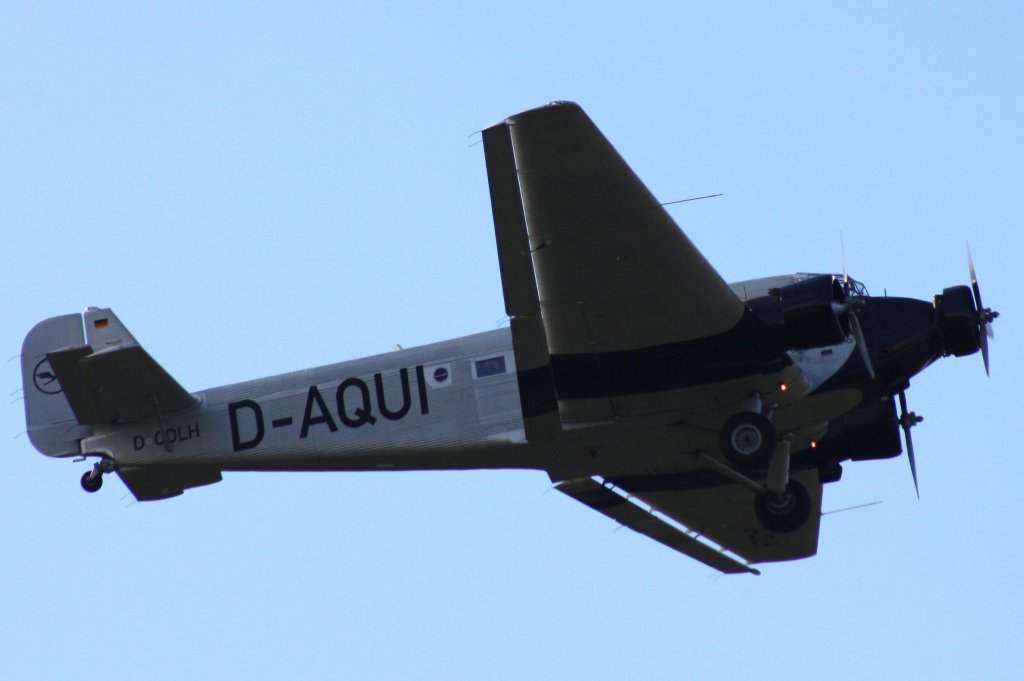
[720,412,776,469]
[80,471,103,493]
[754,479,811,533]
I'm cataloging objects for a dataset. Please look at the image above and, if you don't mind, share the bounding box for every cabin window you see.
[474,355,507,378]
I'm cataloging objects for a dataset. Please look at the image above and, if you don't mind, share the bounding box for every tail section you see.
[21,313,92,456]
[23,308,217,500]
[22,307,198,458]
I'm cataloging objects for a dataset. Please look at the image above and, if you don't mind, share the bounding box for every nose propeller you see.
[894,247,995,498]
[967,244,998,376]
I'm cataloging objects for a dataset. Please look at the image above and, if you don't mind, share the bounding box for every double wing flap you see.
[557,477,759,574]
[558,469,822,573]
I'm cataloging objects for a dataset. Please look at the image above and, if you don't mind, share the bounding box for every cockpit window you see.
[845,277,869,297]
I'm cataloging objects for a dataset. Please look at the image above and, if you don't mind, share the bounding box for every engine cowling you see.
[749,275,852,351]
[934,285,980,357]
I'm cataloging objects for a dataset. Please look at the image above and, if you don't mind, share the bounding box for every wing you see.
[46,307,196,425]
[483,102,744,354]
[558,469,822,573]
[483,102,749,423]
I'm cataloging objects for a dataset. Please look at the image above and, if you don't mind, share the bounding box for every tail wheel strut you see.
[80,459,115,494]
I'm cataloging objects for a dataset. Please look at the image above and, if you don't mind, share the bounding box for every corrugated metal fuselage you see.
[80,329,539,474]
[76,274,870,482]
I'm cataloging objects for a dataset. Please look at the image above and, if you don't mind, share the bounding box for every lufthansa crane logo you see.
[33,358,62,395]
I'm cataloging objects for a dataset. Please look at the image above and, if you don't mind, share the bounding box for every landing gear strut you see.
[706,397,812,533]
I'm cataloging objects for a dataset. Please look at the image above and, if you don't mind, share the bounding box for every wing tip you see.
[483,100,583,131]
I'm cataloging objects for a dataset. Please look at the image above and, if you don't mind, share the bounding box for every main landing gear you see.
[80,459,116,494]
[754,479,811,533]
[711,394,812,534]
[720,412,775,469]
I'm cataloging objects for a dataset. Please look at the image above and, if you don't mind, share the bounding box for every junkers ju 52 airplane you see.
[22,102,997,574]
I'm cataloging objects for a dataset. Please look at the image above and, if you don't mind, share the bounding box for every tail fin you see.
[22,308,197,457]
[21,313,92,456]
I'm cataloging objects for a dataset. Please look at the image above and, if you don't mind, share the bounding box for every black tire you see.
[720,412,776,469]
[754,479,811,533]
[80,471,103,493]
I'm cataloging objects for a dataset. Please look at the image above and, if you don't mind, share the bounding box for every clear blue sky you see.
[3,3,1021,679]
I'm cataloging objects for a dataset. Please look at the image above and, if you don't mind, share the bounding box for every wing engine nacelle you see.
[748,275,852,351]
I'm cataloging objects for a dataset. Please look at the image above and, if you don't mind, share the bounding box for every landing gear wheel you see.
[720,412,776,469]
[754,479,811,533]
[80,470,103,493]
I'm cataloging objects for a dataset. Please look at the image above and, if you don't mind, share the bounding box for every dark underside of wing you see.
[558,469,822,572]
[485,102,824,571]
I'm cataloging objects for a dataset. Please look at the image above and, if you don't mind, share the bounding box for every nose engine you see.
[934,258,998,372]
[935,285,982,357]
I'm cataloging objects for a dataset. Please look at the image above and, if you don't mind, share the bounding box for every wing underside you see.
[557,469,822,573]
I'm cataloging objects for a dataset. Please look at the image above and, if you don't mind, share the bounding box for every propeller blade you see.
[898,390,921,499]
[905,424,920,500]
[849,311,875,379]
[967,243,983,311]
[841,234,850,294]
[980,326,990,376]
[967,243,997,376]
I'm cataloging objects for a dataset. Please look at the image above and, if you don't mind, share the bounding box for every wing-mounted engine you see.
[747,274,852,351]
[805,397,903,465]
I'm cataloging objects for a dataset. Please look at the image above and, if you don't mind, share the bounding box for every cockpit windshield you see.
[843,277,869,297]
[794,273,869,297]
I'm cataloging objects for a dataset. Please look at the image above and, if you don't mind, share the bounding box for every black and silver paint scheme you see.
[20,102,996,574]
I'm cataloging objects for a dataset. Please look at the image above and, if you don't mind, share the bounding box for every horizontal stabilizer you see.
[117,466,222,501]
[49,344,196,425]
[47,308,196,426]
[556,478,760,575]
